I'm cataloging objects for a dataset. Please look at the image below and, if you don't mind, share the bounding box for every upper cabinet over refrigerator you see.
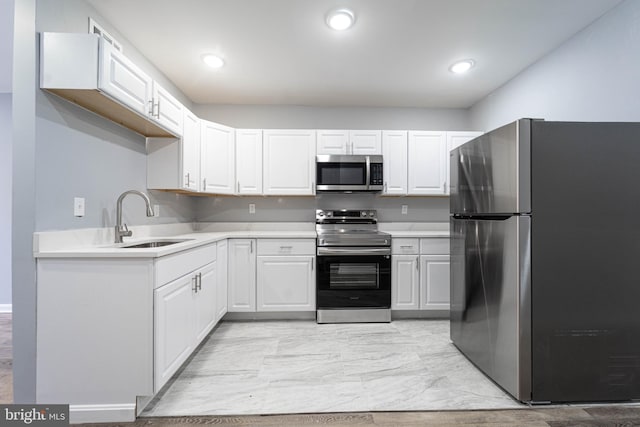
[450,120,531,215]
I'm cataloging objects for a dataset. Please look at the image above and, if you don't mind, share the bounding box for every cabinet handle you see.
[192,276,198,293]
[384,182,387,193]
[416,257,419,270]
[155,98,161,119]
[185,173,190,188]
[400,245,413,248]
[203,178,207,191]
[148,100,154,116]
[237,182,240,193]
[279,246,293,249]
[197,272,202,291]
[311,258,314,271]
[250,240,253,253]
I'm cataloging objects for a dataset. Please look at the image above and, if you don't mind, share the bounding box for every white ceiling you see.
[87,0,622,109]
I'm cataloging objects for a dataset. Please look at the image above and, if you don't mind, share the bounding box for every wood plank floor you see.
[2,314,639,426]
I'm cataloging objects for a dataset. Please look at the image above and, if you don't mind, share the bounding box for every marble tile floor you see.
[142,319,523,417]
[0,313,13,404]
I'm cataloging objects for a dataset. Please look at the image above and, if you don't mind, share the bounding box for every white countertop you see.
[33,221,449,258]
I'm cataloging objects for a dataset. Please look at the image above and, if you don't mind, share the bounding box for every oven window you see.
[318,163,365,185]
[329,262,380,289]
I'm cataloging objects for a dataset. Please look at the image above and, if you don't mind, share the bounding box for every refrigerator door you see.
[450,119,531,215]
[450,215,531,401]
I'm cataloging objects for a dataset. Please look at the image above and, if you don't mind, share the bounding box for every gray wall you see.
[196,194,449,223]
[0,0,14,92]
[0,94,11,307]
[193,104,472,131]
[470,0,640,130]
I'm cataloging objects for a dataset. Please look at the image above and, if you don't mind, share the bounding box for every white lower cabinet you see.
[228,239,257,312]
[216,239,228,321]
[154,243,219,392]
[256,257,314,311]
[228,238,316,312]
[420,255,450,310]
[391,237,450,312]
[391,255,420,310]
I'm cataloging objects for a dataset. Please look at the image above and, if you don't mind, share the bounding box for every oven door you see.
[316,249,391,309]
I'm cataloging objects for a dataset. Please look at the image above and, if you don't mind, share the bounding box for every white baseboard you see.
[0,304,12,313]
[69,404,136,424]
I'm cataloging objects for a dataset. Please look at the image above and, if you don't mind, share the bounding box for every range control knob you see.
[327,212,333,217]
[369,211,375,217]
[318,212,325,217]
[361,211,367,217]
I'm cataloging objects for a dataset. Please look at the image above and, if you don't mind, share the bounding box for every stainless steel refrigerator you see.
[450,118,640,403]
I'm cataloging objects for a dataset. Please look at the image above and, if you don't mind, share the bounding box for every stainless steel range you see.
[315,209,392,323]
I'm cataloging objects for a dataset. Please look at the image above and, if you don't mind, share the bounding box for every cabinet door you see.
[257,256,315,311]
[392,255,420,310]
[382,130,408,195]
[350,130,382,155]
[263,130,316,195]
[236,129,263,195]
[152,82,184,136]
[194,262,217,344]
[154,274,195,392]
[317,130,348,155]
[216,240,228,321]
[201,120,235,194]
[446,131,483,195]
[182,109,201,191]
[408,131,447,195]
[420,255,450,310]
[228,239,256,312]
[98,39,152,116]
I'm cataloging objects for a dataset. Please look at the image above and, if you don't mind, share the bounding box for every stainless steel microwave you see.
[316,155,384,192]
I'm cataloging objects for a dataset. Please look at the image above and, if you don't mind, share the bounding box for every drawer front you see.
[257,239,316,256]
[392,238,419,254]
[155,243,217,288]
[420,238,450,255]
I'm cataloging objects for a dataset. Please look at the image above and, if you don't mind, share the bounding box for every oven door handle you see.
[317,247,391,256]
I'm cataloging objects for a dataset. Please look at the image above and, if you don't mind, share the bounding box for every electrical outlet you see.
[249,203,256,214]
[74,197,85,217]
[153,204,160,217]
[401,205,408,215]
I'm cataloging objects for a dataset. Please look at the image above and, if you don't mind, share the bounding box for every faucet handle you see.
[121,223,132,237]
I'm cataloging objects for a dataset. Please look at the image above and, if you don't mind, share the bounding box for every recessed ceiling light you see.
[326,8,355,31]
[202,54,224,69]
[449,59,475,74]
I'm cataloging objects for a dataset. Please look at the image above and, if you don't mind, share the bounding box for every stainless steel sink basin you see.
[119,239,192,249]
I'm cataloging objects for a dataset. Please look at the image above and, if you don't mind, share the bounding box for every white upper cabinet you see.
[446,131,483,194]
[350,130,382,154]
[201,120,235,194]
[382,130,408,195]
[263,130,316,195]
[317,130,349,155]
[98,38,153,117]
[151,82,184,137]
[236,129,263,195]
[317,130,381,155]
[182,109,201,191]
[408,131,447,195]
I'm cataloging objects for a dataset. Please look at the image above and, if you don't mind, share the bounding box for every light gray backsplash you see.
[0,94,12,306]
[470,0,640,130]
[195,194,449,223]
[193,104,472,131]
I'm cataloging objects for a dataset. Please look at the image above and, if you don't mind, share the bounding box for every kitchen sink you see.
[119,239,192,249]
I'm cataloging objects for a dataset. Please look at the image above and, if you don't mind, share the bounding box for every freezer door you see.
[450,215,531,401]
[450,119,531,215]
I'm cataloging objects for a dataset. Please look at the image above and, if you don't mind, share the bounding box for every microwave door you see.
[316,161,369,191]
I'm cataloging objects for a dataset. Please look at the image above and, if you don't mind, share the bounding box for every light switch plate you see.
[401,205,408,215]
[249,203,256,214]
[74,197,85,217]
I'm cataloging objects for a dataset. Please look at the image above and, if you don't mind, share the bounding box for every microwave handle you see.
[365,156,371,189]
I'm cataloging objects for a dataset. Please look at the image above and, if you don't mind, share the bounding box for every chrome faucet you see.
[115,190,155,243]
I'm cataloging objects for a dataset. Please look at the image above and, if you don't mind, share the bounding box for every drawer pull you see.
[280,246,293,249]
[400,245,414,248]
